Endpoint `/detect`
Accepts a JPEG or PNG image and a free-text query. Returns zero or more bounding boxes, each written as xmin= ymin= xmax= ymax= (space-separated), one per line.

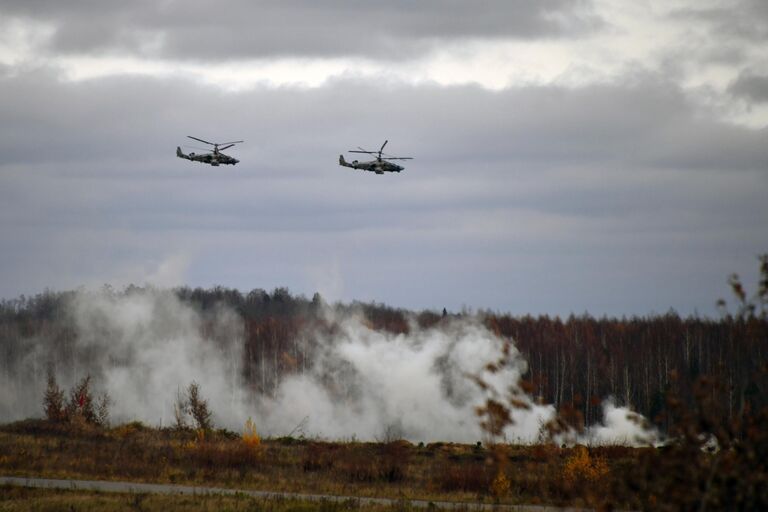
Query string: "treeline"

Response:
xmin=485 ymin=312 xmax=766 ymax=428
xmin=1 ymin=284 xmax=766 ymax=431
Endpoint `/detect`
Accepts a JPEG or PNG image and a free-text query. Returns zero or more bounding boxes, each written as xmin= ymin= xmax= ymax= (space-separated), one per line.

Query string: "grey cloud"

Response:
xmin=729 ymin=71 xmax=768 ymax=104
xmin=2 ymin=0 xmax=601 ymax=60
xmin=1 ymin=70 xmax=766 ymax=173
xmin=672 ymin=0 xmax=768 ymax=43
xmin=0 ymin=69 xmax=766 ymax=316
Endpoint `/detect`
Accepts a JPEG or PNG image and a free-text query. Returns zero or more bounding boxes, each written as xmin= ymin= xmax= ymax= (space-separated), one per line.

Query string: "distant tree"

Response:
xmin=94 ymin=393 xmax=111 ymax=427
xmin=67 ymin=375 xmax=96 ymax=423
xmin=173 ymin=386 xmax=189 ymax=430
xmin=187 ymin=381 xmax=213 ymax=432
xmin=717 ymin=253 xmax=768 ymax=319
xmin=64 ymin=375 xmax=111 ymax=427
xmin=43 ymin=366 xmax=66 ymax=422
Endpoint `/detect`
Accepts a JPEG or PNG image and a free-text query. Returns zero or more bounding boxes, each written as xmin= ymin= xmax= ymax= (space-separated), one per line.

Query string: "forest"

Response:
xmin=1 ymin=269 xmax=765 ymax=435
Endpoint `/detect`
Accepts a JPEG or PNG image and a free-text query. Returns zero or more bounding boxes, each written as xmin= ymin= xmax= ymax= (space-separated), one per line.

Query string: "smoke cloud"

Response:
xmin=256 ymin=314 xmax=555 ymax=442
xmin=0 ymin=288 xmax=657 ymax=444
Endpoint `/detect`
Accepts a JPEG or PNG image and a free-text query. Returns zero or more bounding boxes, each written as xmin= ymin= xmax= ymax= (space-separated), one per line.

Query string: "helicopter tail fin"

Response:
xmin=176 ymin=147 xmax=184 ymax=158
xmin=339 ymin=154 xmax=349 ymax=167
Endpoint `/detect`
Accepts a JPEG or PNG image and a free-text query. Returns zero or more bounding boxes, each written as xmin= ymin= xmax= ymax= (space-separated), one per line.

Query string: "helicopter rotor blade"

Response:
xmin=380 ymin=140 xmax=388 ymax=153
xmin=349 ymin=150 xmax=376 ymax=154
xmin=218 ymin=144 xmax=235 ymax=151
xmin=383 ymin=157 xmax=413 ymax=160
xmin=218 ymin=140 xmax=244 ymax=146
xmin=187 ymin=136 xmax=214 ymax=146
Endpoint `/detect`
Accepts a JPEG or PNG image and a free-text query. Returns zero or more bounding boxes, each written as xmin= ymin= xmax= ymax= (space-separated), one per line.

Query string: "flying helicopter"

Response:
xmin=176 ymin=136 xmax=243 ymax=166
xmin=339 ymin=140 xmax=412 ymax=174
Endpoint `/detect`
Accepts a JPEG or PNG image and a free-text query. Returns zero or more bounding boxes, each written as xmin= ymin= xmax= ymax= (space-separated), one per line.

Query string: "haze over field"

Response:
xmin=0 ymin=0 xmax=766 ymax=317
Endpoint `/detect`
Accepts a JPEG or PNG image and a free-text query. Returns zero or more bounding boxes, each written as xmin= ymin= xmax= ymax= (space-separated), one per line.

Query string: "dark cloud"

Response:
xmin=729 ymin=71 xmax=768 ymax=104
xmin=2 ymin=0 xmax=601 ymax=60
xmin=672 ymin=0 xmax=768 ymax=43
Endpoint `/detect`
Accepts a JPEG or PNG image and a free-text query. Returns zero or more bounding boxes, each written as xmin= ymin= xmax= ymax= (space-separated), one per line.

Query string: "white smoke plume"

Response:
xmin=256 ymin=314 xmax=555 ymax=442
xmin=0 ymin=287 xmax=658 ymax=445
xmin=583 ymin=399 xmax=661 ymax=446
xmin=66 ymin=288 xmax=246 ymax=428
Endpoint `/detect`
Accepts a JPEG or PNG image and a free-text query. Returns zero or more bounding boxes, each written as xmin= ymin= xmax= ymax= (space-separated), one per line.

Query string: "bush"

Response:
xmin=187 ymin=382 xmax=213 ymax=432
xmin=43 ymin=371 xmax=110 ymax=428
xmin=43 ymin=368 xmax=65 ymax=422
xmin=561 ymin=445 xmax=609 ymax=489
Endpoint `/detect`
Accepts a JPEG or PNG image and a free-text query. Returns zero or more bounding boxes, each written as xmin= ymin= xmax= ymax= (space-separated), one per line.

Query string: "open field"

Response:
xmin=0 ymin=420 xmax=644 ymax=510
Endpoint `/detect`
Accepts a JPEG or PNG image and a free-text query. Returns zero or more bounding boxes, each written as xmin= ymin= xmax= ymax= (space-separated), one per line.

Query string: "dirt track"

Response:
xmin=0 ymin=475 xmax=589 ymax=511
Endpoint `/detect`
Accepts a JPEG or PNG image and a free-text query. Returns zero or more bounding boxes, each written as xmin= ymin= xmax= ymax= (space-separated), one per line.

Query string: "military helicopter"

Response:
xmin=339 ymin=140 xmax=413 ymax=174
xmin=176 ymin=136 xmax=243 ymax=166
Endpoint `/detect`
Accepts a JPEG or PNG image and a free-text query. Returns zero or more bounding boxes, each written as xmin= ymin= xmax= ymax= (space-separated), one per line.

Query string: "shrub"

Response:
xmin=43 ymin=368 xmax=66 ymax=422
xmin=561 ymin=445 xmax=609 ymax=489
xmin=43 ymin=372 xmax=111 ymax=428
xmin=242 ymin=417 xmax=261 ymax=451
xmin=95 ymin=393 xmax=111 ymax=427
xmin=187 ymin=382 xmax=213 ymax=432
xmin=67 ymin=375 xmax=96 ymax=423
xmin=490 ymin=470 xmax=511 ymax=499
xmin=173 ymin=387 xmax=188 ymax=430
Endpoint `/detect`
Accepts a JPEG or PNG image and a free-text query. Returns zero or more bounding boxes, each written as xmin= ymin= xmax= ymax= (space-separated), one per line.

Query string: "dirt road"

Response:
xmin=0 ymin=475 xmax=587 ymax=511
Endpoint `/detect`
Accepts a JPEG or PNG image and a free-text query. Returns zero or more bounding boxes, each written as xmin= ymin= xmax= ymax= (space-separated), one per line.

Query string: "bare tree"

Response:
xmin=173 ymin=386 xmax=189 ymax=429
xmin=94 ymin=393 xmax=111 ymax=427
xmin=43 ymin=366 xmax=65 ymax=422
xmin=187 ymin=381 xmax=213 ymax=432
xmin=67 ymin=375 xmax=96 ymax=423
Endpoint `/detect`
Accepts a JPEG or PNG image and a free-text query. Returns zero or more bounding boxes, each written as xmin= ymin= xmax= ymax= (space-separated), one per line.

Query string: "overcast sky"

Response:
xmin=1 ymin=0 xmax=766 ymax=317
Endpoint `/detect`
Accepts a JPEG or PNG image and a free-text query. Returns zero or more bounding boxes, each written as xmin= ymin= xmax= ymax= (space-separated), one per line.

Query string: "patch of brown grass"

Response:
xmin=0 ymin=420 xmax=653 ymax=507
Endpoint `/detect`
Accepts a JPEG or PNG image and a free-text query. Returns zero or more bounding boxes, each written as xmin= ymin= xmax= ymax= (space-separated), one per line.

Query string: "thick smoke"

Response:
xmin=0 ymin=288 xmax=657 ymax=444
xmin=582 ymin=399 xmax=660 ymax=446
xmin=67 ymin=288 xmax=246 ymax=427
xmin=0 ymin=288 xmax=247 ymax=428
xmin=256 ymin=315 xmax=555 ymax=442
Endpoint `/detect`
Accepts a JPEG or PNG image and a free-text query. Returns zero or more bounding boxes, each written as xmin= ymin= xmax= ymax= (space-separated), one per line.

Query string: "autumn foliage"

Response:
xmin=561 ymin=445 xmax=609 ymax=489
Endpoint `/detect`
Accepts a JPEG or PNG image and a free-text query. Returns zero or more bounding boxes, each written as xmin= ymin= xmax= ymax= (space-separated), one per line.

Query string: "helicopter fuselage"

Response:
xmin=177 ymin=147 xmax=239 ymax=166
xmin=338 ymin=155 xmax=403 ymax=174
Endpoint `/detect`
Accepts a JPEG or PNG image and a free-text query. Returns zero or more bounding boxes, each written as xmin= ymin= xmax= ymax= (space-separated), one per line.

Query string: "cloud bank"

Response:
xmin=1 ymin=0 xmax=600 ymax=60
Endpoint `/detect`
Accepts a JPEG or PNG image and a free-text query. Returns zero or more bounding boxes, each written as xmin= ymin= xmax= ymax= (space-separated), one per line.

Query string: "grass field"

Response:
xmin=0 ymin=486 xmax=418 ymax=512
xmin=0 ymin=419 xmax=644 ymax=510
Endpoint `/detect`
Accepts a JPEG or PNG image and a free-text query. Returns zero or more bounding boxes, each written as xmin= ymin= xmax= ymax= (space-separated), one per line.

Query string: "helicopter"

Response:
xmin=339 ymin=140 xmax=412 ymax=174
xmin=176 ymin=136 xmax=243 ymax=166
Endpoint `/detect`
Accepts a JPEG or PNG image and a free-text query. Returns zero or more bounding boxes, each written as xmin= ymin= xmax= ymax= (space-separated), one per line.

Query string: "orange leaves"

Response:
xmin=561 ymin=445 xmax=609 ymax=489
xmin=242 ymin=417 xmax=261 ymax=451
xmin=490 ymin=470 xmax=511 ymax=499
